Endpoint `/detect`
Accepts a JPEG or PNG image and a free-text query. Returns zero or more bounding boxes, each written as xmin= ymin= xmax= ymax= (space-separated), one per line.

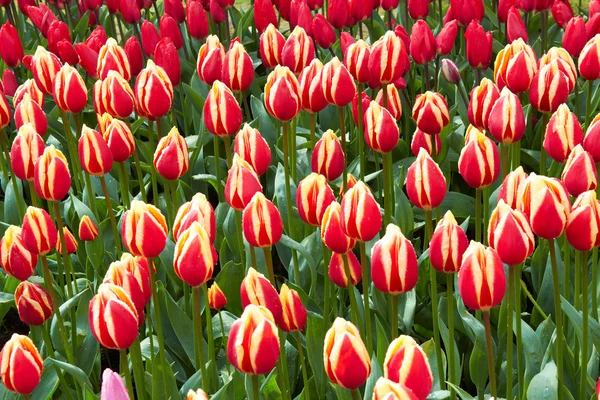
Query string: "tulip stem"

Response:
xmin=28 ymin=181 xmax=39 ymax=208
xmin=0 ymin=131 xmax=24 ymax=219
xmin=294 ymin=331 xmax=309 ymax=393
xmin=218 ymin=310 xmax=232 ymax=373
xmin=482 ymin=188 xmax=490 ymax=246
xmin=539 ymin=113 xmax=550 ymax=174
xmin=515 ymin=265 xmax=525 ymax=399
xmin=338 ymin=107 xmax=348 ymax=194
xmin=592 ymin=247 xmax=598 ymax=320
xmin=58 ymin=109 xmax=83 ymax=194
xmin=501 ymin=144 xmax=510 ymax=179
xmin=118 ymin=162 xmax=131 ymax=209
xmin=249 ymin=245 xmax=257 ymax=273
xmin=0 ymin=128 xmax=10 ymax=195
xmin=351 ymin=389 xmax=362 ymax=400
xmin=357 ymin=84 xmax=366 ymax=181
xmin=147 ymin=121 xmax=159 ymax=203
xmin=129 ymin=338 xmax=146 ymax=400
xmin=482 ymin=311 xmax=498 ymax=400
xmin=203 ymin=283 xmax=217 ymax=393
xmin=282 ymin=121 xmax=301 ymax=284
xmin=580 ymin=250 xmax=589 ymax=399
xmin=309 ymin=113 xmax=317 ymax=151
xmin=343 ymin=253 xmax=359 ymax=327
xmin=236 ymin=210 xmax=247 ymax=268
xmin=475 ymin=189 xmax=481 ymax=243
xmin=278 ymin=331 xmax=291 ymax=400
xmin=82 ymin=172 xmax=98 ymax=216
xmin=132 ymin=141 xmax=147 ymax=202
xmin=359 ymin=241 xmax=373 ymax=356
xmin=148 ymin=259 xmax=170 ymax=395
xmin=322 ymin=238 xmax=331 ymax=323
xmin=548 ymin=238 xmax=564 ymax=400
xmin=586 ymin=79 xmax=594 ymax=129
xmin=41 ymin=324 xmax=74 ymax=400
xmin=213 ymin=136 xmax=223 ymax=202
xmin=426 ymin=210 xmax=445 ymax=389
xmin=223 ymin=136 xmax=233 ymax=168
xmin=99 ymin=175 xmax=123 ymax=257
xmin=263 ymin=247 xmax=276 ymax=287
xmin=192 ymin=286 xmax=208 ymax=390
xmin=251 ymin=374 xmax=260 ymax=400
xmin=391 ymin=294 xmax=398 ymax=340
xmin=119 ymin=349 xmax=134 ymax=400
xmin=446 ymin=273 xmax=456 ymax=400
xmin=52 ymin=201 xmax=77 ymax=297
xmin=507 ymin=264 xmax=515 ymax=400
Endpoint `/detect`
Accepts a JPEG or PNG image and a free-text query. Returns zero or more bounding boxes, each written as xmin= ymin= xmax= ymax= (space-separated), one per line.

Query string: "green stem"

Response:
xmin=507 ymin=264 xmax=514 ymax=400
xmin=343 ymin=253 xmax=359 ymax=326
xmin=42 ymin=324 xmax=73 ymax=400
xmin=0 ymin=129 xmax=11 ymax=193
xmin=575 ymin=251 xmax=581 ymax=312
xmin=540 ymin=113 xmax=550 ymax=174
xmin=278 ymin=331 xmax=290 ymax=400
xmin=83 ymin=172 xmax=98 ymax=216
xmin=129 ymin=338 xmax=146 ymax=400
xmin=59 ymin=109 xmax=83 ymax=193
xmin=148 ymin=121 xmax=159 ymax=203
xmin=223 ymin=136 xmax=233 ymax=168
xmin=282 ymin=121 xmax=300 ymax=283
xmin=218 ymin=311 xmax=231 ymax=373
xmin=163 ymin=178 xmax=173 ymax=230
xmin=192 ymin=286 xmax=208 ymax=388
xmin=28 ymin=181 xmax=39 ymax=208
xmin=252 ymin=374 xmax=260 ymax=400
xmin=52 ymin=201 xmax=76 ymax=297
xmin=383 ymin=151 xmax=393 ymax=229
xmin=236 ymin=210 xmax=247 ymax=268
xmin=0 ymin=131 xmax=25 ymax=219
xmin=120 ymin=349 xmax=134 ymax=400
xmin=351 ymin=389 xmax=362 ymax=400
xmin=118 ymin=162 xmax=131 ymax=209
xmin=475 ymin=189 xmax=481 ymax=243
xmin=580 ymin=250 xmax=589 ymax=399
xmin=310 ymin=113 xmax=317 ymax=151
xmin=541 ymin=11 xmax=548 ymax=54
xmin=515 ymin=265 xmax=525 ymax=399
xmin=483 ymin=187 xmax=489 ymax=246
xmin=133 ymin=142 xmax=147 ymax=202
xmin=263 ymin=246 xmax=276 ymax=287
xmin=290 ymin=117 xmax=297 ymax=182
xmin=391 ymin=293 xmax=398 ymax=340
xmin=359 ymin=242 xmax=373 ymax=356
xmin=213 ymin=136 xmax=223 ymax=202
xmin=99 ymin=175 xmax=123 ymax=257
xmin=483 ymin=311 xmax=498 ymax=400
xmin=501 ymin=143 xmax=510 ymax=179
xmin=322 ymin=237 xmax=331 ymax=324
xmin=586 ymin=79 xmax=594 ymax=129
xmin=548 ymin=238 xmax=564 ymax=400
xmin=203 ymin=283 xmax=216 ymax=392
xmin=148 ymin=259 xmax=169 ymax=394
xmin=295 ymin=331 xmax=309 ymax=396
xmin=357 ymin=84 xmax=365 ymax=181
xmin=592 ymin=247 xmax=598 ymax=320
xmin=338 ymin=107 xmax=348 ymax=193
xmin=249 ymin=245 xmax=257 ymax=273
xmin=446 ymin=273 xmax=456 ymax=400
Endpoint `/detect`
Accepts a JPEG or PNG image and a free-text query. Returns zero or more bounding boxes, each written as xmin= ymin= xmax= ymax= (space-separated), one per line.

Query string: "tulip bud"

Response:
xmin=487 ymin=87 xmax=526 ymax=144
xmin=375 ymin=84 xmax=403 ymax=121
xmin=31 ymin=46 xmax=62 ymax=95
xmin=56 ymin=40 xmax=79 ymax=66
xmin=79 ymin=215 xmax=99 ymax=241
xmin=408 ymin=0 xmax=429 ymax=19
xmin=458 ymin=126 xmax=501 ymax=189
xmin=0 ymin=226 xmax=38 ymax=280
xmin=233 ymin=124 xmax=271 ymax=176
xmin=134 ymin=60 xmax=174 ymax=120
xmin=13 ymin=80 xmax=44 ymax=109
xmin=10 ymin=124 xmax=45 ymax=182
xmin=34 ymin=145 xmax=71 ymax=201
xmin=327 ymin=0 xmax=350 ymax=29
xmin=566 ymin=190 xmax=600 ymax=251
xmin=328 ymin=251 xmax=362 ymax=287
xmin=221 ymin=40 xmax=254 ymax=93
xmin=0 ymin=334 xmax=43 ymax=395
xmin=345 ymin=40 xmax=371 ymax=83
xmin=159 ymin=14 xmax=183 ymax=50
xmin=56 ymin=226 xmax=78 ymax=255
xmin=410 ymin=20 xmax=436 ymax=65
xmin=543 ymin=103 xmax=583 ymax=162
xmin=153 ymin=126 xmax=189 ymax=180
xmin=197 ymin=35 xmax=225 ymax=86
xmin=437 ymin=20 xmax=458 ymax=55
xmin=321 ymin=201 xmax=356 ymax=254
xmin=121 ymin=200 xmax=168 ymax=258
xmin=101 ymin=116 xmax=136 ymax=163
xmin=118 ymin=253 xmax=151 ymax=306
xmin=27 ymin=4 xmax=57 ymax=36
xmin=103 ymin=260 xmax=146 ymax=319
xmin=100 ymin=368 xmax=130 ymax=399
xmin=297 ymin=60 xmax=327 ymax=115
xmin=538 ymin=47 xmax=578 ymax=92
xmin=384 ymin=335 xmax=433 ymax=399
xmin=517 ymin=173 xmax=570 ymax=239
xmin=364 ymin=101 xmax=399 ymax=153
xmin=312 ymin=14 xmax=336 ymax=49
xmin=141 ymin=20 xmax=160 ymax=57
xmin=14 ymin=281 xmax=53 ymax=326
xmin=187 ymin=0 xmax=209 ymax=40
xmin=563 ymin=16 xmax=587 ymax=58
xmin=352 ymin=91 xmax=371 ymax=126
xmin=89 ymin=283 xmax=139 ymax=349
xmin=265 ymin=66 xmax=302 ymax=121
xmin=296 ymin=173 xmax=335 ymax=226
xmin=85 ymin=26 xmax=108 ymax=53
xmin=46 ymin=22 xmax=70 ymax=55
xmin=324 ymin=318 xmax=371 ymax=390
xmin=208 ymin=282 xmax=227 ymax=309
xmin=529 ymin=63 xmax=570 ymax=113
xmin=340 ymin=181 xmax=382 ymax=242
xmin=441 ymin=59 xmax=461 ymax=85
xmin=411 ymin=129 xmax=441 ymax=157
xmin=227 ymin=304 xmax=280 ymax=374
xmin=0 ymin=23 xmax=23 ymax=68
xmin=488 ymin=200 xmax=535 ymax=265
xmin=562 ymin=145 xmax=598 ymax=196
xmin=406 ymin=149 xmax=447 ymax=210
xmin=579 ymin=35 xmax=600 ymax=81
xmin=279 ymin=284 xmax=307 ymax=332
xmin=584 ymin=114 xmax=600 ymax=162
xmin=340 ymin=32 xmax=356 ymax=58
xmin=78 ymin=125 xmax=113 ymax=176
xmin=120 ymin=0 xmax=141 ymax=23
xmin=281 ymin=26 xmax=314 ymax=74
xmin=507 ymin=6 xmax=528 ymax=43
xmin=74 ymin=43 xmax=100 ymax=79
xmin=210 ymin=0 xmax=226 ymax=23
xmin=467 ymin=78 xmax=500 ymax=131
xmin=369 ymin=31 xmax=407 ymax=85
xmin=52 ymin=64 xmax=87 ymax=114
xmin=173 ymin=222 xmax=214 ymax=287
xmin=429 ymin=211 xmax=469 ymax=273
xmin=225 ymin=155 xmax=262 ymax=210
xmin=14 ymin=93 xmax=47 ymax=136
xmin=203 ymin=80 xmax=243 ymax=136
xmin=412 ymin=91 xmax=450 ymax=135
xmin=154 ymin=38 xmax=181 ymax=87
xmin=296 ymin=3 xmax=313 ymax=36
xmin=124 ymin=37 xmax=143 ymax=77
xmin=371 ymin=224 xmax=418 ymax=294
xmin=494 ymin=38 xmax=538 ymax=93
xmin=373 ymin=378 xmax=419 ymax=400
xmin=97 ymin=38 xmax=131 ymax=81
xmin=173 ymin=193 xmax=216 ymax=243
xmin=498 ymin=166 xmax=528 ymax=209
xmin=242 ymin=192 xmax=284 ymax=248
xmin=187 ymin=388 xmax=209 ymax=400
xmin=255 ymin=0 xmax=278 ymax=33
xmin=465 ymin=21 xmax=493 ymax=70
xmin=259 ymin=24 xmax=285 ymax=69
xmin=241 ymin=267 xmax=283 ymax=322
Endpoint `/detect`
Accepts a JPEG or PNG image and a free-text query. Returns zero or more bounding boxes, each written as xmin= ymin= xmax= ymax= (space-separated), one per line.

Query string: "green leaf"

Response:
xmin=306 ymin=315 xmax=327 ymax=394
xmin=47 ymin=357 xmax=93 ymax=390
xmin=165 ymin=288 xmax=195 ymax=367
xmin=363 ymin=354 xmax=382 ymax=400
xmin=446 ymin=383 xmax=475 ymax=400
xmin=278 ymin=234 xmax=317 ymax=289
xmin=422 ymin=339 xmax=446 ymax=392
xmin=526 ymin=361 xmax=558 ymax=399
xmin=0 ymin=292 xmax=14 ymax=305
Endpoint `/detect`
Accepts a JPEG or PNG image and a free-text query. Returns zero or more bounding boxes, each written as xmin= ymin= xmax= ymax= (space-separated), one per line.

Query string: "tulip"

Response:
xmin=296 ymin=2 xmax=313 ymax=36
xmin=436 ymin=20 xmax=459 ymax=55
xmin=352 ymin=91 xmax=371 ymax=125
xmin=592 ymin=0 xmax=600 ymax=16
xmin=255 ymin=0 xmax=278 ymax=33
xmin=242 ymin=192 xmax=284 ymax=248
xmin=85 ymin=26 xmax=108 ymax=53
xmin=208 ymin=282 xmax=227 ymax=309
xmin=120 ymin=0 xmax=141 ymax=23
xmin=159 ymin=14 xmax=183 ymax=50
xmin=327 ymin=0 xmax=350 ymax=29
xmin=410 ymin=20 xmax=436 ymax=65
xmin=186 ymin=388 xmax=209 ymax=400
xmin=47 ymin=21 xmax=71 ymax=57
xmin=173 ymin=193 xmax=216 ymax=243
xmin=187 ymin=0 xmax=209 ymax=40
xmin=371 ymin=224 xmax=418 ymax=294
xmin=0 ymin=23 xmax=23 ymax=68
xmin=52 ymin=64 xmax=87 ymax=114
xmin=345 ymin=40 xmax=371 ymax=83
xmin=56 ymin=40 xmax=79 ymax=66
xmin=101 ymin=116 xmax=136 ymax=163
xmin=562 ymin=145 xmax=598 ymax=196
xmin=27 ymin=4 xmax=57 ymax=36
xmin=296 ymin=173 xmax=335 ymax=226
xmin=75 ymin=43 xmax=100 ymax=79
xmin=529 ymin=63 xmax=570 ymax=113
xmin=222 ymin=41 xmax=254 ymax=92
xmin=259 ymin=24 xmax=285 ymax=69
xmin=585 ymin=114 xmax=600 ymax=162
xmin=141 ymin=21 xmax=161 ymax=58
xmin=373 ymin=378 xmax=419 ymax=400
xmin=152 ymin=126 xmax=189 ymax=180
xmin=328 ymin=251 xmax=362 ymax=287
xmin=429 ymin=211 xmax=469 ymax=273
xmin=124 ymin=37 xmax=143 ymax=77
xmin=579 ymin=35 xmax=600 ymax=81
xmin=467 ymin=78 xmax=500 ymax=131
xmin=369 ymin=31 xmax=407 ymax=84
xmin=538 ymin=47 xmax=578 ymax=92
xmin=0 ymin=226 xmax=38 ymax=280
xmin=2 ymin=69 xmax=17 ymax=96
xmin=225 ymin=155 xmax=262 ymax=210
xmin=97 ymin=38 xmax=131 ymax=81
xmin=20 ymin=207 xmax=57 ymax=257
xmin=494 ymin=38 xmax=538 ymax=93
xmin=299 ymin=59 xmax=328 ymax=114
xmin=543 ymin=103 xmax=583 ymax=162
xmin=465 ymin=21 xmax=493 ymax=70
xmin=406 ymin=149 xmax=447 ymax=210
xmin=324 ymin=318 xmax=371 ymax=390
xmin=79 ymin=215 xmax=99 ymax=241
xmin=281 ymin=26 xmax=314 ymax=74
xmin=121 ymin=200 xmax=168 ymax=258
xmin=566 ymin=190 xmax=600 ymax=251
xmin=384 ymin=335 xmax=433 ymax=400
xmin=233 ymin=124 xmax=271 ymax=176
xmin=411 ymin=129 xmax=441 ymax=156
xmin=340 ymin=32 xmax=356 ymax=58
xmin=458 ymin=126 xmax=501 ymax=189
xmin=412 ymin=91 xmax=450 ymax=135
xmin=134 ymin=60 xmax=174 ymax=120
xmin=408 ymin=0 xmax=429 ymax=18
xmin=498 ymin=166 xmax=528 ymax=209
xmin=78 ymin=125 xmax=113 ymax=176
xmin=56 ymin=226 xmax=78 ymax=255
xmin=488 ymin=200 xmax=535 ymax=265
xmin=0 ymin=93 xmax=8 ymax=132
xmin=89 ymin=283 xmax=139 ymax=349
xmin=350 ymin=0 xmax=373 ymax=21
xmin=14 ymin=281 xmax=53 ymax=326
xmin=321 ymin=201 xmax=356 ymax=254
xmin=14 ymin=93 xmax=47 ymax=136
xmin=563 ymin=17 xmax=587 ymax=58
xmin=279 ymin=284 xmax=307 ymax=332
xmin=264 ymin=66 xmax=301 ymax=121
xmin=517 ymin=173 xmax=570 ymax=239
xmin=241 ymin=266 xmax=283 ymax=321
xmin=210 ymin=0 xmax=227 ymax=23
xmin=31 ymin=46 xmax=62 ymax=95
xmin=552 ymin=0 xmax=573 ymax=28
xmin=10 ymin=124 xmax=45 ymax=182
xmin=375 ymin=85 xmax=402 ymax=121
xmin=313 ymin=14 xmax=336 ymax=49
xmin=450 ymin=0 xmax=485 ymax=25
xmin=103 ymin=260 xmax=146 ymax=318
xmin=100 ymin=369 xmax=130 ymax=400
xmin=119 ymin=253 xmax=151 ymax=305
xmin=487 ymin=87 xmax=526 ymax=144
xmin=13 ymin=80 xmax=44 ymax=109
xmin=154 ymin=38 xmax=181 ymax=87
xmin=164 ymin=0 xmax=185 ymax=22
xmin=363 ymin=101 xmax=399 ymax=153
xmin=227 ymin=304 xmax=280 ymax=374
xmin=203 ymin=80 xmax=243 ymax=136
xmin=0 ymin=334 xmax=43 ymax=395
xmin=173 ymin=222 xmax=214 ymax=287
xmin=506 ymin=7 xmax=528 ymax=43
xmin=338 ymin=182 xmax=381 ymax=242
xmin=33 ymin=145 xmax=71 ymax=202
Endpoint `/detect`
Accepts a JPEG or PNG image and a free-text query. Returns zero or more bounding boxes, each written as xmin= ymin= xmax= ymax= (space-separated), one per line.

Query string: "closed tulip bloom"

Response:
xmin=241 ymin=267 xmax=283 ymax=325
xmin=352 ymin=91 xmax=371 ymax=125
xmin=120 ymin=0 xmax=141 ymax=23
xmin=429 ymin=211 xmax=469 ymax=273
xmin=328 ymin=251 xmax=362 ymax=287
xmin=340 ymin=181 xmax=382 ymax=242
xmin=579 ymin=35 xmax=600 ymax=80
xmin=498 ymin=167 xmax=528 ymax=210
xmin=296 ymin=2 xmax=313 ymax=36
xmin=0 ymin=23 xmax=23 ymax=68
xmin=412 ymin=91 xmax=450 ymax=135
xmin=121 ymin=200 xmax=168 ymax=258
xmin=21 ymin=207 xmax=58 ymax=256
xmin=75 ymin=43 xmax=100 ymax=79
xmin=31 ymin=46 xmax=62 ymax=96
xmin=299 ymin=59 xmax=328 ymax=114
xmin=371 ymin=224 xmax=418 ymax=294
xmin=259 ymin=24 xmax=285 ymax=69
xmin=101 ymin=116 xmax=135 ymax=163
xmin=210 ymin=0 xmax=227 ymax=23
xmin=208 ymin=282 xmax=227 ymax=309
xmin=488 ymin=200 xmax=535 ymax=265
xmin=312 ymin=14 xmax=336 ymax=49
xmin=321 ymin=201 xmax=356 ymax=254
xmin=441 ymin=59 xmax=462 ymax=85
xmin=255 ymin=0 xmax=278 ymax=33
xmin=450 ymin=0 xmax=485 ymax=25
xmin=242 ymin=192 xmax=284 ymax=247
xmin=159 ymin=14 xmax=183 ymax=50
xmin=411 ymin=129 xmax=441 ymax=156
xmin=563 ymin=17 xmax=587 ymax=58
xmin=327 ymin=0 xmax=350 ymax=29
xmin=543 ymin=103 xmax=583 ymax=162
xmin=2 ymin=70 xmax=17 ymax=97
xmin=134 ymin=60 xmax=174 ymax=120
xmin=458 ymin=126 xmax=500 ymax=189
xmin=458 ymin=242 xmax=506 ymax=311
xmin=494 ymin=38 xmax=538 ymax=93
xmin=364 ymin=101 xmax=399 ymax=153
xmin=506 ymin=7 xmax=528 ymax=43
xmin=13 ymin=80 xmax=44 ymax=109
xmin=85 ymin=26 xmax=108 ymax=53
xmin=0 ymin=93 xmax=8 ymax=130
xmin=10 ymin=124 xmax=45 ymax=182
xmin=0 ymin=334 xmax=43 ymax=395
xmin=141 ymin=21 xmax=160 ymax=57
xmin=103 ymin=260 xmax=146 ymax=318
xmin=53 ymin=64 xmax=88 ymax=114
xmin=187 ymin=0 xmax=209 ymax=40
xmin=375 ymin=85 xmax=402 ymax=120
xmin=324 ymin=318 xmax=371 ymax=389
xmin=234 ymin=124 xmax=271 ymax=176
xmin=410 ymin=20 xmax=436 ymax=65
xmin=89 ymin=283 xmax=139 ymax=349
xmin=345 ymin=40 xmax=371 ymax=83
xmin=529 ymin=63 xmax=570 ymax=113
xmin=34 ymin=145 xmax=71 ymax=201
xmin=79 ymin=215 xmax=99 ymax=241
xmin=281 ymin=26 xmax=315 ymax=74
xmin=517 ymin=173 xmax=570 ymax=239
xmin=56 ymin=226 xmax=78 ymax=255
xmin=118 ymin=253 xmax=151 ymax=306
xmin=154 ymin=38 xmax=181 ymax=87
xmin=584 ymin=114 xmax=600 ymax=162
xmin=14 ymin=281 xmax=53 ymax=326
xmin=45 ymin=21 xmax=70 ymax=54
xmin=538 ymin=48 xmax=578 ymax=94
xmin=264 ymin=66 xmax=301 ymax=121
xmin=27 ymin=4 xmax=57 ymax=36
xmin=465 ymin=21 xmax=493 ymax=70
xmin=296 ymin=173 xmax=335 ymax=226
xmin=408 ymin=0 xmax=429 ymax=18
xmin=97 ymin=38 xmax=131 ymax=81
xmin=187 ymin=389 xmax=209 ymax=400
xmin=562 ymin=145 xmax=598 ymax=196
xmin=173 ymin=222 xmax=214 ymax=287
xmin=227 ymin=304 xmax=280 ymax=374
xmin=78 ymin=125 xmax=113 ymax=176
xmin=340 ymin=32 xmax=357 ymax=58
xmin=384 ymin=335 xmax=433 ymax=400
xmin=56 ymin=40 xmax=78 ymax=66
xmin=14 ymin=94 xmax=47 ymax=135
xmin=566 ymin=191 xmax=600 ymax=251
xmin=225 ymin=155 xmax=262 ymax=210
xmin=406 ymin=149 xmax=447 ymax=210
xmin=279 ymin=284 xmax=307 ymax=332
xmin=153 ymin=126 xmax=189 ymax=180
xmin=467 ymin=78 xmax=500 ymax=131
xmin=173 ymin=193 xmax=216 ymax=243
xmin=551 ymin=0 xmax=572 ymax=24
xmin=222 ymin=41 xmax=254 ymax=92
xmin=101 ymin=369 xmax=130 ymax=400
xmin=436 ymin=20 xmax=458 ymax=55
xmin=373 ymin=378 xmax=418 ymax=400
xmin=204 ymin=80 xmax=243 ymax=136
xmin=0 ymin=226 xmax=38 ymax=280
xmin=487 ymin=87 xmax=526 ymax=144
xmin=124 ymin=37 xmax=143 ymax=77
xmin=369 ymin=32 xmax=407 ymax=85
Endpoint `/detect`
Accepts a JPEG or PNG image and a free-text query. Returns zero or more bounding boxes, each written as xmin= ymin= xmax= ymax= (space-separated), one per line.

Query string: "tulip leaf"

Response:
xmin=422 ymin=338 xmax=447 ymax=392
xmin=446 ymin=383 xmax=475 ymax=400
xmin=47 ymin=357 xmax=93 ymax=391
xmin=526 ymin=361 xmax=558 ymax=400
xmin=413 ymin=192 xmax=476 ymax=221
xmin=0 ymin=292 xmax=14 ymax=305
xmin=250 ymin=95 xmax=277 ymax=147
xmin=427 ymin=390 xmax=451 ymax=399
xmin=72 ymin=12 xmax=91 ymax=41
xmin=363 ymin=354 xmax=382 ymax=400
xmin=74 ymin=289 xmax=98 ymax=375
xmin=150 ymin=353 xmax=181 ymax=400
xmin=3 ymin=178 xmax=23 ymax=226
xmin=278 ymin=234 xmax=317 ymax=289
xmin=260 ymin=369 xmax=283 ymax=400
xmin=182 ymin=83 xmax=206 ymax=114
xmin=215 ymin=261 xmax=245 ymax=316
xmin=165 ymin=288 xmax=196 ymax=367
xmin=306 ymin=315 xmax=327 ymax=394
xmin=562 ymin=297 xmax=600 ymax=355
xmin=30 ymin=359 xmax=60 ymax=400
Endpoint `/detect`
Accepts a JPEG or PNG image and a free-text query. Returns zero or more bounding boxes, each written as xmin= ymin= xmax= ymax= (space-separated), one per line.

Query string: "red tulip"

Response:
xmin=579 ymin=35 xmax=600 ymax=81
xmin=255 ymin=0 xmax=278 ymax=33
xmin=406 ymin=149 xmax=446 ymax=210
xmin=340 ymin=181 xmax=382 ymax=242
xmin=154 ymin=37 xmax=181 ymax=86
xmin=120 ymin=0 xmax=141 ymax=23
xmin=458 ymin=126 xmax=500 ymax=189
xmin=279 ymin=284 xmax=308 ymax=332
xmin=187 ymin=0 xmax=209 ymax=40
xmin=321 ymin=201 xmax=356 ymax=254
xmin=240 ymin=267 xmax=283 ymax=325
xmin=467 ymin=78 xmax=500 ymax=131
xmin=15 ymin=281 xmax=53 ymax=326
xmin=154 ymin=127 xmax=189 ymax=180
xmin=173 ymin=193 xmax=216 ymax=243
xmin=563 ymin=17 xmax=587 ymax=57
xmin=369 ymin=31 xmax=408 ymax=84
xmin=488 ymin=200 xmax=535 ymax=265
xmin=34 ymin=146 xmax=71 ymax=201
xmin=134 ymin=60 xmax=174 ymax=120
xmin=0 ymin=334 xmax=43 ymax=395
xmin=529 ymin=63 xmax=570 ymax=113
xmin=208 ymin=282 xmax=227 ymax=309
xmin=507 ymin=7 xmax=528 ymax=43
xmin=371 ymin=224 xmax=418 ymax=294
xmin=31 ymin=47 xmax=62 ymax=96
xmin=384 ymin=335 xmax=433 ymax=400
xmin=552 ymin=0 xmax=573 ymax=28
xmin=412 ymin=91 xmax=450 ymax=135
xmin=299 ymin=59 xmax=328 ymax=114
xmin=89 ymin=283 xmax=139 ymax=349
xmin=203 ymin=80 xmax=243 ymax=136
xmin=281 ymin=26 xmax=314 ymax=74
xmin=430 ymin=211 xmax=469 ymax=273
xmin=296 ymin=173 xmax=335 ymax=226
xmin=222 ymin=40 xmax=254 ymax=92
xmin=234 ymin=124 xmax=272 ymax=176
xmin=562 ymin=145 xmax=598 ymax=196
xmin=327 ymin=0 xmax=350 ymax=29
xmin=488 ymin=87 xmax=526 ymax=144
xmin=10 ymin=124 xmax=45 ymax=182
xmin=436 ymin=20 xmax=458 ymax=55
xmin=313 ymin=14 xmax=336 ymax=49
xmin=79 ymin=215 xmax=99 ymax=241
xmin=566 ymin=190 xmax=600 ymax=251
xmin=242 ymin=192 xmax=284 ymax=248
xmin=543 ymin=103 xmax=583 ymax=162
xmin=450 ymin=0 xmax=484 ymax=25
xmin=124 ymin=37 xmax=143 ymax=77
xmin=21 ymin=207 xmax=57 ymax=256
xmin=363 ymin=101 xmax=399 ymax=153
xmin=264 ymin=66 xmax=301 ymax=121
xmin=173 ymin=222 xmax=214 ymax=287
xmin=0 ymin=23 xmax=23 ymax=68
xmin=498 ymin=166 xmax=528 ymax=209
xmin=328 ymin=251 xmax=362 ymax=287
xmin=494 ymin=38 xmax=538 ymax=93
xmin=121 ymin=200 xmax=168 ymax=258
xmin=141 ymin=20 xmax=161 ymax=57
xmin=465 ymin=21 xmax=493 ymax=70
xmin=411 ymin=129 xmax=441 ymax=156
xmin=197 ymin=35 xmax=225 ymax=85
xmin=75 ymin=43 xmax=99 ymax=79
xmin=0 ymin=226 xmax=38 ymax=280
xmin=410 ymin=20 xmax=436 ymax=65
xmin=224 ymin=155 xmax=263 ymax=210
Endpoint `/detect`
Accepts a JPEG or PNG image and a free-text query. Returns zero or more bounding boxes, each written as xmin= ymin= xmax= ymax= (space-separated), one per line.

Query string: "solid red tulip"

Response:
xmin=313 ymin=14 xmax=336 ymax=49
xmin=563 ymin=17 xmax=587 ymax=58
xmin=408 ymin=0 xmax=429 ymax=19
xmin=507 ymin=7 xmax=528 ymax=43
xmin=187 ymin=0 xmax=209 ymax=40
xmin=436 ymin=20 xmax=459 ymax=55
xmin=552 ymin=0 xmax=573 ymax=28
xmin=255 ymin=0 xmax=278 ymax=33
xmin=450 ymin=0 xmax=485 ymax=25
xmin=410 ymin=20 xmax=436 ymax=65
xmin=465 ymin=21 xmax=493 ymax=70
xmin=154 ymin=37 xmax=182 ymax=86
xmin=159 ymin=14 xmax=184 ymax=50
xmin=0 ymin=23 xmax=23 ymax=68
xmin=141 ymin=20 xmax=161 ymax=57
xmin=74 ymin=43 xmax=100 ymax=79
xmin=327 ymin=0 xmax=350 ymax=29
xmin=125 ymin=36 xmax=143 ymax=77
xmin=46 ymin=20 xmax=70 ymax=57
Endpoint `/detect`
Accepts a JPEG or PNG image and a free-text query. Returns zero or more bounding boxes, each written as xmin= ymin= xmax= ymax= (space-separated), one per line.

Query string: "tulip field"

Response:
xmin=4 ymin=0 xmax=600 ymax=399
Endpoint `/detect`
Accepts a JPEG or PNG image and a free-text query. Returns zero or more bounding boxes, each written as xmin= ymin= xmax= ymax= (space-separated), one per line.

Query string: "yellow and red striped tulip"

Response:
xmin=544 ymin=103 xmax=584 ymax=162
xmin=584 ymin=114 xmax=600 ymax=162
xmin=493 ymin=38 xmax=537 ymax=93
xmin=0 ymin=91 xmax=9 ymax=129
xmin=429 ymin=211 xmax=469 ymax=273
xmin=299 ymin=59 xmax=328 ymax=114
xmin=364 ymin=100 xmax=399 ymax=153
xmin=566 ymin=190 xmax=600 ymax=251
xmin=56 ymin=226 xmax=78 ymax=255
xmin=119 ymin=253 xmax=152 ymax=306
xmin=281 ymin=26 xmax=314 ymax=74
xmin=458 ymin=125 xmax=500 ymax=189
xmin=14 ymin=281 xmax=53 ymax=326
xmin=498 ymin=166 xmax=528 ymax=209
xmin=78 ymin=125 xmax=114 ymax=176
xmin=345 ymin=40 xmax=371 ymax=83
xmin=187 ymin=389 xmax=209 ymax=400
xmin=53 ymin=64 xmax=88 ymax=113
xmin=322 ymin=57 xmax=357 ymax=107
xmin=375 ymin=84 xmax=403 ymax=121
xmin=121 ymin=200 xmax=168 ymax=258
xmin=174 ymin=221 xmax=214 ymax=287
xmin=328 ymin=251 xmax=362 ymax=288
xmin=373 ymin=377 xmax=418 ymax=400
xmin=0 ymin=226 xmax=38 ymax=280
xmin=279 ymin=283 xmax=308 ymax=332
xmin=412 ymin=91 xmax=450 ymax=135
xmin=33 ymin=145 xmax=71 ymax=201
xmin=197 ymin=35 xmax=225 ymax=85
xmin=369 ymin=31 xmax=408 ymax=85
xmin=97 ymin=38 xmax=131 ymax=81
xmin=384 ymin=335 xmax=433 ymax=400
xmin=14 ymin=93 xmax=47 ymax=136
xmin=103 ymin=259 xmax=146 ymax=319
xmin=324 ymin=318 xmax=371 ymax=390
xmin=227 ymin=304 xmax=280 ymax=375
xmin=31 ymin=46 xmax=62 ymax=95
xmin=134 ymin=60 xmax=174 ymax=120
xmin=488 ymin=200 xmax=535 ymax=265
xmin=578 ymin=34 xmax=600 ymax=81
xmin=321 ymin=201 xmax=356 ymax=254
xmin=241 ymin=267 xmax=283 ymax=326
xmin=203 ymin=80 xmax=243 ymax=136
xmin=79 ymin=215 xmax=99 ymax=241
xmin=312 ymin=130 xmax=345 ymax=181
xmin=340 ymin=181 xmax=382 ymax=242
xmin=406 ymin=149 xmax=447 ymax=210
xmin=467 ymin=78 xmax=500 ymax=131
xmin=562 ymin=144 xmax=598 ymax=196
xmin=225 ymin=155 xmax=262 ymax=211
xmin=0 ymin=334 xmax=43 ymax=395
xmin=259 ymin=24 xmax=285 ymax=69
xmin=410 ymin=129 xmax=441 ymax=157
xmin=10 ymin=124 xmax=45 ymax=182
xmin=13 ymin=79 xmax=44 ymax=108
xmin=538 ymin=47 xmax=578 ymax=92
xmin=89 ymin=283 xmax=139 ymax=349
xmin=529 ymin=62 xmax=570 ymax=113
xmin=153 ymin=126 xmax=189 ymax=180
xmin=222 ymin=40 xmax=254 ymax=92
xmin=208 ymin=282 xmax=227 ymax=309
xmin=458 ymin=241 xmax=506 ymax=311
xmin=20 ymin=207 xmax=58 ymax=256
xmin=242 ymin=192 xmax=284 ymax=248
xmin=487 ymin=87 xmax=526 ymax=144
xmin=234 ymin=124 xmax=272 ymax=176
xmin=95 ymin=71 xmax=136 ymax=119
xmin=296 ymin=173 xmax=335 ymax=226
xmin=371 ymin=224 xmax=418 ymax=294
xmin=101 ymin=115 xmax=136 ymax=163
xmin=173 ymin=193 xmax=216 ymax=243
xmin=264 ymin=66 xmax=301 ymax=121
